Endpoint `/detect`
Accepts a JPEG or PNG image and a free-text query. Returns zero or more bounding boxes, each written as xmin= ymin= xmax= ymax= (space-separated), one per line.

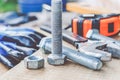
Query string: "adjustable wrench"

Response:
xmin=86 ymin=29 xmax=120 ymax=58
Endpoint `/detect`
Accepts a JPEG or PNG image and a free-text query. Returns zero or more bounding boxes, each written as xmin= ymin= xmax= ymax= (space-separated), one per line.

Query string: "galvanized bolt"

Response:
xmin=39 ymin=37 xmax=103 ymax=70
xmin=47 ymin=0 xmax=66 ymax=65
xmin=86 ymin=29 xmax=120 ymax=58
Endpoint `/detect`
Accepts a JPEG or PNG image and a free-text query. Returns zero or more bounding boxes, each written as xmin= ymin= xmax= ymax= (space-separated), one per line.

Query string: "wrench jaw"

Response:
xmin=107 ymin=43 xmax=120 ymax=59
xmin=86 ymin=29 xmax=120 ymax=59
xmin=77 ymin=42 xmax=112 ymax=62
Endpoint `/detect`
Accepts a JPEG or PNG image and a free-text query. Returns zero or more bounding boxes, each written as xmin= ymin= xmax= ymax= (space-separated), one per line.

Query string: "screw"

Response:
xmin=47 ymin=0 xmax=66 ymax=65
xmin=39 ymin=37 xmax=103 ymax=70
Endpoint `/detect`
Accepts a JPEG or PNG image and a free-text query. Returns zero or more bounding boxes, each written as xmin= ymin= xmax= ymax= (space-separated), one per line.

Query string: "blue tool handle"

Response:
xmin=0 ymin=54 xmax=14 ymax=68
xmin=2 ymin=41 xmax=36 ymax=56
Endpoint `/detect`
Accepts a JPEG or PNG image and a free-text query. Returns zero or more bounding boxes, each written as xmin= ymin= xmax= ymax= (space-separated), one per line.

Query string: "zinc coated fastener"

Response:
xmin=39 ymin=37 xmax=103 ymax=70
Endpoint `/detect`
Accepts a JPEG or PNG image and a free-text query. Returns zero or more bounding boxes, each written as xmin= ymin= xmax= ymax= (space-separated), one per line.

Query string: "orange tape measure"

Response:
xmin=72 ymin=14 xmax=120 ymax=37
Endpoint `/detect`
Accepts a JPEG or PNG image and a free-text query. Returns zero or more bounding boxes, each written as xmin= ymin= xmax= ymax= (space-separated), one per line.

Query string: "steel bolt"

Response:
xmin=47 ymin=0 xmax=66 ymax=65
xmin=39 ymin=37 xmax=103 ymax=70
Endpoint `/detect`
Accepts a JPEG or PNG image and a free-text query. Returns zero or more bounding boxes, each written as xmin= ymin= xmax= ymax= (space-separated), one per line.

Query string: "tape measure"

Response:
xmin=72 ymin=14 xmax=120 ymax=37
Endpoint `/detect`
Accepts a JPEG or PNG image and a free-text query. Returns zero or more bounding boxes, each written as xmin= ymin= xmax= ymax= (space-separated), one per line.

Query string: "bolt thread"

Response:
xmin=51 ymin=0 xmax=63 ymax=55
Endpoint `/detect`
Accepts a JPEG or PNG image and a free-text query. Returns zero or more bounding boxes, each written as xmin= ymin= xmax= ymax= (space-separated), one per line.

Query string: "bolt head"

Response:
xmin=24 ymin=56 xmax=44 ymax=70
xmin=39 ymin=37 xmax=51 ymax=54
xmin=47 ymin=54 xmax=66 ymax=65
xmin=86 ymin=29 xmax=99 ymax=38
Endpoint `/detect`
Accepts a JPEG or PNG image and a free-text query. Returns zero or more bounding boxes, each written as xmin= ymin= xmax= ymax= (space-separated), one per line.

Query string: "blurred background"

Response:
xmin=0 ymin=0 xmax=120 ymax=13
xmin=0 ymin=0 xmax=17 ymax=12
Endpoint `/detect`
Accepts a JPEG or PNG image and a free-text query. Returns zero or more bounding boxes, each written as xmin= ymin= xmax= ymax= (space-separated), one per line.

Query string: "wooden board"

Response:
xmin=66 ymin=2 xmax=120 ymax=14
xmin=0 ymin=63 xmax=8 ymax=76
xmin=0 ymin=45 xmax=120 ymax=80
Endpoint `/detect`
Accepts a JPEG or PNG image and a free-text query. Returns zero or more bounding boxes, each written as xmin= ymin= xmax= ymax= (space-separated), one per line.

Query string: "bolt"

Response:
xmin=39 ymin=37 xmax=103 ymax=70
xmin=24 ymin=55 xmax=44 ymax=70
xmin=47 ymin=0 xmax=66 ymax=65
xmin=86 ymin=29 xmax=120 ymax=58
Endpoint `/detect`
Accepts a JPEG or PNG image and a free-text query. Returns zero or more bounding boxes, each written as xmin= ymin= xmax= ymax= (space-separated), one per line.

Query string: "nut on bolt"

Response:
xmin=47 ymin=54 xmax=66 ymax=65
xmin=24 ymin=56 xmax=44 ymax=69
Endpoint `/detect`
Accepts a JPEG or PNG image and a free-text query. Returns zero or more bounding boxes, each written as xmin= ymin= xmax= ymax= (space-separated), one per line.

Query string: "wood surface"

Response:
xmin=66 ymin=2 xmax=120 ymax=14
xmin=0 ymin=63 xmax=8 ymax=76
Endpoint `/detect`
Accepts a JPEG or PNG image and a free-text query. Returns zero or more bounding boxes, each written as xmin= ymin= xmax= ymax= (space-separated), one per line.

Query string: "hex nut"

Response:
xmin=47 ymin=54 xmax=66 ymax=65
xmin=24 ymin=56 xmax=44 ymax=70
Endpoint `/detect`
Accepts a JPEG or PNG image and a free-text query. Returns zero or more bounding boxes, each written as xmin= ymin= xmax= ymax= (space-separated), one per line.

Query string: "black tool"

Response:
xmin=5 ymin=16 xmax=37 ymax=26
xmin=0 ymin=11 xmax=38 ymax=26
xmin=40 ymin=25 xmax=87 ymax=46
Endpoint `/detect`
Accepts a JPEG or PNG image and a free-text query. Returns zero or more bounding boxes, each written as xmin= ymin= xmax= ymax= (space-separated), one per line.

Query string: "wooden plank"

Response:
xmin=0 ymin=63 xmax=8 ymax=76
xmin=66 ymin=2 xmax=104 ymax=14
xmin=66 ymin=2 xmax=120 ymax=14
xmin=0 ymin=42 xmax=120 ymax=80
